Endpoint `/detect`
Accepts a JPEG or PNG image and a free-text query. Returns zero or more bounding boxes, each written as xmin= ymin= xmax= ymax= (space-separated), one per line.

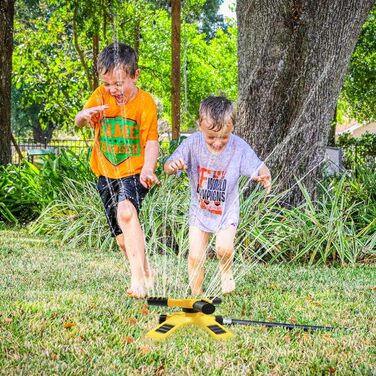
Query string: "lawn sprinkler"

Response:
xmin=146 ymin=297 xmax=350 ymax=342
xmin=146 ymin=297 xmax=234 ymax=341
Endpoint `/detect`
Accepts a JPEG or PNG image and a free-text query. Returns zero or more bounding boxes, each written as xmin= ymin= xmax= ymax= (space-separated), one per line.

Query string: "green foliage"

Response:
xmin=30 ymin=164 xmax=375 ymax=265
xmin=287 ymin=178 xmax=374 ymax=265
xmin=0 ymin=150 xmax=95 ymax=222
xmin=341 ymin=5 xmax=376 ymax=123
xmin=180 ymin=24 xmax=238 ymax=129
xmin=337 ymin=132 xmax=376 ymax=169
xmin=12 ymin=0 xmax=237 ymax=136
xmin=239 ymin=168 xmax=375 ymax=265
xmin=333 ymin=164 xmax=376 ymax=230
xmin=13 ymin=1 xmax=86 ymax=133
xmin=30 ymin=178 xmax=114 ymax=251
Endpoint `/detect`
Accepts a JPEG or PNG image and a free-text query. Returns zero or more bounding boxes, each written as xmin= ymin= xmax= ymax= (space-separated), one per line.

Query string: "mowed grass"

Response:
xmin=0 ymin=227 xmax=375 ymax=375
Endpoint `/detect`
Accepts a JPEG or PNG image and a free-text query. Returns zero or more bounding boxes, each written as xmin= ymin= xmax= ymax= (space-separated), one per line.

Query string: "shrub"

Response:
xmin=337 ymin=132 xmax=376 ymax=170
xmin=0 ymin=149 xmax=95 ymax=223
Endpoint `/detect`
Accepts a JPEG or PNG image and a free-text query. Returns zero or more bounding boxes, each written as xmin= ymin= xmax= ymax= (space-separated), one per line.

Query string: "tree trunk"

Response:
xmin=171 ymin=0 xmax=181 ymax=139
xmin=0 ymin=0 xmax=15 ymax=166
xmin=237 ymin=0 xmax=373 ymax=206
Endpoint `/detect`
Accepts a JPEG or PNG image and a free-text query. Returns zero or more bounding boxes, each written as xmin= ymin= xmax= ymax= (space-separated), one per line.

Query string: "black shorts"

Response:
xmin=97 ymin=175 xmax=149 ymax=237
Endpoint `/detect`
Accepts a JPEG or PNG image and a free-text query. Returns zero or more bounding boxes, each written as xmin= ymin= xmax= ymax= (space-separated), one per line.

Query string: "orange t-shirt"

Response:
xmin=84 ymin=86 xmax=158 ymax=179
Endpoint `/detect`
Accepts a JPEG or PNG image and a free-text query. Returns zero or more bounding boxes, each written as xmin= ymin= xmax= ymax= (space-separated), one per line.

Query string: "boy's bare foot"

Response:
xmin=221 ymin=270 xmax=235 ymax=294
xmin=127 ymin=284 xmax=146 ymax=299
xmin=144 ymin=269 xmax=155 ymax=290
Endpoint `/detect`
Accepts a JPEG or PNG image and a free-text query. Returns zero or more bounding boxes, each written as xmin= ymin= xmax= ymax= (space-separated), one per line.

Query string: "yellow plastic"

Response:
xmin=146 ymin=297 xmax=234 ymax=341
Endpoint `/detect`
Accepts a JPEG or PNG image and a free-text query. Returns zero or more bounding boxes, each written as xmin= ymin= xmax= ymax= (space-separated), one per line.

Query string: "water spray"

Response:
xmin=146 ymin=297 xmax=350 ymax=341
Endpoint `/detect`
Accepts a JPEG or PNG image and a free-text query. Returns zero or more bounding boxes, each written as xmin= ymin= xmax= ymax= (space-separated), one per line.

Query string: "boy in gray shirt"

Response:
xmin=164 ymin=96 xmax=271 ymax=295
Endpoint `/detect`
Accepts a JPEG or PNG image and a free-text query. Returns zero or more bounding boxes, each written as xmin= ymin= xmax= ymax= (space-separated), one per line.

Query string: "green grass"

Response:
xmin=0 ymin=227 xmax=375 ymax=375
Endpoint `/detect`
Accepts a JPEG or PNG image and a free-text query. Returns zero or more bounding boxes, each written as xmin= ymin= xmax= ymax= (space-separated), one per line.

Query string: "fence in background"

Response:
xmin=11 ymin=138 xmax=91 ymax=164
xmin=11 ymin=138 xmax=375 ymax=170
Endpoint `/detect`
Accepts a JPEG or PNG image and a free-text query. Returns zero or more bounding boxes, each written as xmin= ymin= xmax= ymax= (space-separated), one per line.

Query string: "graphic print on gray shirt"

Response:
xmin=168 ymin=132 xmax=263 ymax=233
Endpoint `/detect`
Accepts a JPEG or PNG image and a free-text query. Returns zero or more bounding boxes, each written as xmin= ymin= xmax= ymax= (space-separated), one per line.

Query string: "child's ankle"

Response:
xmin=190 ymin=286 xmax=203 ymax=296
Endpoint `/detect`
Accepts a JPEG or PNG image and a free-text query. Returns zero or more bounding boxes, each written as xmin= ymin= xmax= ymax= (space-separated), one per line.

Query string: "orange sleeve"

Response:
xmin=83 ymin=86 xmax=106 ymax=126
xmin=142 ymin=95 xmax=159 ymax=141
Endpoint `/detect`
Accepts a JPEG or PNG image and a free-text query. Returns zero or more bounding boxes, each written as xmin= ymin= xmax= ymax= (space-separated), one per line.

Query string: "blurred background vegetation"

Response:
xmin=10 ymin=1 xmax=375 ymax=140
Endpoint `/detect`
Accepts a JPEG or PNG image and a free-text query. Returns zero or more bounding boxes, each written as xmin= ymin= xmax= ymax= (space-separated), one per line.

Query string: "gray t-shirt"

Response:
xmin=168 ymin=132 xmax=263 ymax=233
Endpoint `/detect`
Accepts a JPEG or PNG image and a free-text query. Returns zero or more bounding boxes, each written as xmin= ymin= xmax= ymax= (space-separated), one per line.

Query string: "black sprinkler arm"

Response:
xmin=215 ymin=316 xmax=352 ymax=332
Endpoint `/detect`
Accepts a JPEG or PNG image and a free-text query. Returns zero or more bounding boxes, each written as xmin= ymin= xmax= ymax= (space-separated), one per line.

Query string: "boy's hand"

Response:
xmin=75 ymin=105 xmax=109 ymax=127
xmin=140 ymin=168 xmax=160 ymax=188
xmin=252 ymin=174 xmax=272 ymax=193
xmin=165 ymin=159 xmax=187 ymax=174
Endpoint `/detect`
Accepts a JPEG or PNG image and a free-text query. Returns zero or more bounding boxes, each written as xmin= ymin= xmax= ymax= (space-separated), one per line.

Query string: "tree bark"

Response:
xmin=171 ymin=0 xmax=181 ymax=139
xmin=11 ymin=133 xmax=23 ymax=161
xmin=0 ymin=0 xmax=15 ymax=166
xmin=237 ymin=0 xmax=373 ymax=206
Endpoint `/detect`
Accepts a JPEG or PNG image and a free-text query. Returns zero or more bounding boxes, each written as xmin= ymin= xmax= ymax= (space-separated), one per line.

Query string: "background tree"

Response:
xmin=236 ymin=0 xmax=374 ymax=206
xmin=171 ymin=0 xmax=181 ymax=139
xmin=11 ymin=0 xmax=236 ymax=140
xmin=0 ymin=0 xmax=15 ymax=165
xmin=341 ymin=5 xmax=376 ymax=123
xmin=12 ymin=0 xmax=87 ymax=141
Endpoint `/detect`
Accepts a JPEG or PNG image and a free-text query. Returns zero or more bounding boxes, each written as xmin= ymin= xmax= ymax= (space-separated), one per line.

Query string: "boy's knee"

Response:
xmin=188 ymin=253 xmax=205 ymax=268
xmin=117 ymin=200 xmax=137 ymax=224
xmin=216 ymin=245 xmax=234 ymax=260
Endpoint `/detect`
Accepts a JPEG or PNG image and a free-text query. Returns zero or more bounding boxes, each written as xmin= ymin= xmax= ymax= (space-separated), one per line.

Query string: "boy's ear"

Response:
xmin=133 ymin=69 xmax=140 ymax=82
xmin=229 ymin=120 xmax=234 ymax=132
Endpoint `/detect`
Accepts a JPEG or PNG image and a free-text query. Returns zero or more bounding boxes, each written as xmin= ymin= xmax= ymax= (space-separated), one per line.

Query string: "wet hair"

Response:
xmin=97 ymin=42 xmax=138 ymax=77
xmin=199 ymin=96 xmax=235 ymax=131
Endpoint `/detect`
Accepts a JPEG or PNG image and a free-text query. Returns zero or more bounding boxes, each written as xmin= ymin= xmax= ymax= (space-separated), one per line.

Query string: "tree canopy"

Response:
xmin=11 ymin=0 xmax=236 ymax=139
xmin=341 ymin=5 xmax=376 ymax=123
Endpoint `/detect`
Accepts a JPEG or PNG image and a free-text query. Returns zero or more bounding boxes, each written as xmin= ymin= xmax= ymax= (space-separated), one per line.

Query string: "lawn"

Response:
xmin=0 ymin=226 xmax=375 ymax=375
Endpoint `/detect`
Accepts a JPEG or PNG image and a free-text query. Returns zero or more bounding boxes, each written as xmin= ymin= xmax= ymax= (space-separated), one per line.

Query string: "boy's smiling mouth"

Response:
xmin=114 ymin=94 xmax=124 ymax=104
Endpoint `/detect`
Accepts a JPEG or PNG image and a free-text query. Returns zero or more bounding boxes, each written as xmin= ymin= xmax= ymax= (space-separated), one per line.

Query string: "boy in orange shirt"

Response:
xmin=75 ymin=42 xmax=159 ymax=298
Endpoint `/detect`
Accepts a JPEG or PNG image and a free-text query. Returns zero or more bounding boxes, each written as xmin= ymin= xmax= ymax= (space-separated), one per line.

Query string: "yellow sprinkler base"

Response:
xmin=146 ymin=297 xmax=234 ymax=341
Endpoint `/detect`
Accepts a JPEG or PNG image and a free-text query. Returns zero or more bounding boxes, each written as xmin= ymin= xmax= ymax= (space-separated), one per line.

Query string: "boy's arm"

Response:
xmin=164 ymin=137 xmax=190 ymax=175
xmin=74 ymin=105 xmax=109 ymax=128
xmin=140 ymin=140 xmax=160 ymax=188
xmin=252 ymin=163 xmax=272 ymax=193
xmin=164 ymin=159 xmax=187 ymax=175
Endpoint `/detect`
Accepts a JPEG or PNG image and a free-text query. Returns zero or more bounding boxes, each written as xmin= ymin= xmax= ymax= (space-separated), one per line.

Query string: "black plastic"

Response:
xmin=193 ymin=300 xmax=215 ymax=314
xmin=159 ymin=314 xmax=167 ymax=324
xmin=215 ymin=315 xmax=223 ymax=324
xmin=221 ymin=318 xmax=350 ymax=332
xmin=147 ymin=297 xmax=168 ymax=306
xmin=210 ymin=297 xmax=222 ymax=305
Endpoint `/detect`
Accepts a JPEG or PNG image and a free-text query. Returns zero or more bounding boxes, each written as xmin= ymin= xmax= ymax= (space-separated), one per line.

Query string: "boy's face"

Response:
xmin=199 ymin=116 xmax=234 ymax=154
xmin=100 ymin=66 xmax=139 ymax=105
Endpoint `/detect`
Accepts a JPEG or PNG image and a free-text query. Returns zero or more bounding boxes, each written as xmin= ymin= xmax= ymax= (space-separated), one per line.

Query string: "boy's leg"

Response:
xmin=117 ymin=199 xmax=149 ymax=298
xmin=216 ymin=225 xmax=236 ymax=294
xmin=188 ymin=226 xmax=209 ymax=296
xmin=115 ymin=233 xmax=154 ymax=286
xmin=97 ymin=175 xmax=152 ymax=298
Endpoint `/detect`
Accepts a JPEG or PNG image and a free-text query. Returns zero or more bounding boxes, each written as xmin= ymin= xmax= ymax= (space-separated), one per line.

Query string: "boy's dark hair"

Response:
xmin=199 ymin=96 xmax=235 ymax=131
xmin=97 ymin=42 xmax=138 ymax=77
